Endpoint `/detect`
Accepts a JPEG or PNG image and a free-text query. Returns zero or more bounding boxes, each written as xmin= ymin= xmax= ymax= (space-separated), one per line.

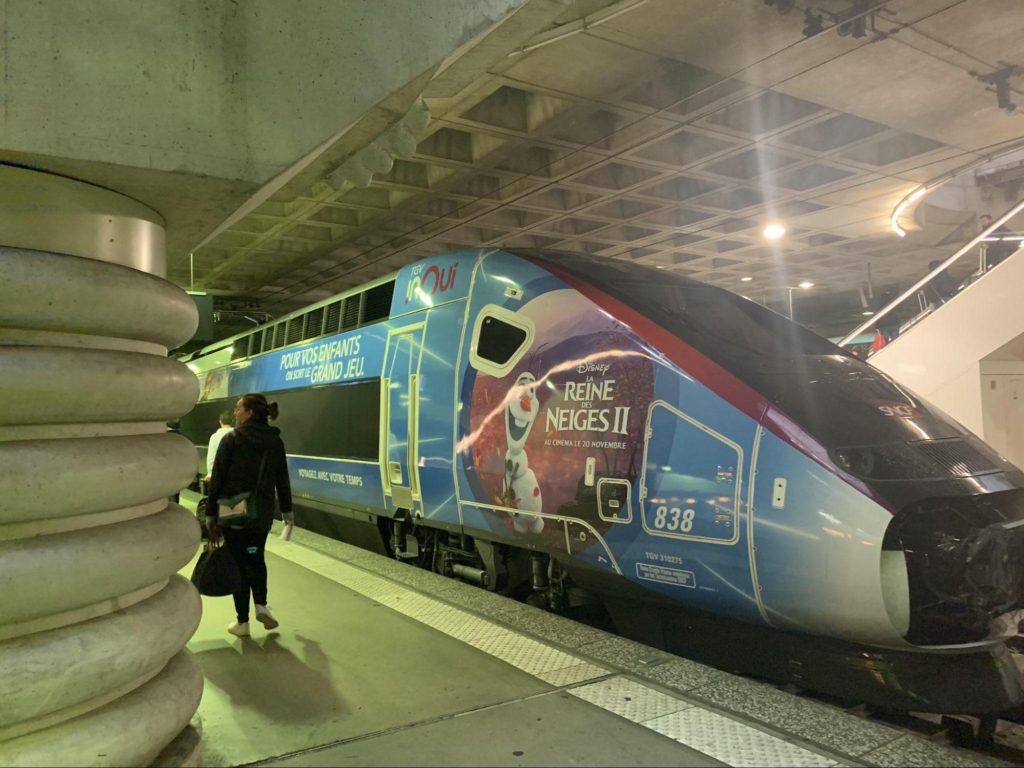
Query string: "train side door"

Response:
xmin=382 ymin=323 xmax=425 ymax=512
xmin=638 ymin=401 xmax=748 ymax=590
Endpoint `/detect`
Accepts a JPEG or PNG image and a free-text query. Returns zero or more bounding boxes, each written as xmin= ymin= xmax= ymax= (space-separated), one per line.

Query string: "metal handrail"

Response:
xmin=838 ymin=196 xmax=1024 ymax=347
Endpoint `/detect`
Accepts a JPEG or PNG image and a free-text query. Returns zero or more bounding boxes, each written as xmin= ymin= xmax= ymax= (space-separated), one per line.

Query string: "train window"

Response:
xmin=341 ymin=296 xmax=360 ymax=331
xmin=361 ymin=281 xmax=395 ymax=325
xmin=286 ymin=317 xmax=304 ymax=346
xmin=305 ymin=307 xmax=325 ymax=339
xmin=470 ymin=305 xmax=533 ymax=377
xmin=181 ymin=380 xmax=381 ymax=464
xmin=274 ymin=381 xmax=381 ymax=461
xmin=324 ymin=301 xmax=342 ymax=335
xmin=179 ymin=402 xmax=223 ymax=449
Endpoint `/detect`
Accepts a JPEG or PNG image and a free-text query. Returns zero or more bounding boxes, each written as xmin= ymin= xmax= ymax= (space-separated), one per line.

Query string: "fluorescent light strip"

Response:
xmin=890 ymin=185 xmax=929 ymax=238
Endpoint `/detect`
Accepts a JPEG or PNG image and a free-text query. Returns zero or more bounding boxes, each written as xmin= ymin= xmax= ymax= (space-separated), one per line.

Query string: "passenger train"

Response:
xmin=182 ymin=248 xmax=1024 ymax=713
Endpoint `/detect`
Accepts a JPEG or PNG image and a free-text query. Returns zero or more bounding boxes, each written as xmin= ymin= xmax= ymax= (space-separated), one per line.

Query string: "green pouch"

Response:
xmin=217 ymin=492 xmax=261 ymax=527
xmin=216 ymin=451 xmax=268 ymax=528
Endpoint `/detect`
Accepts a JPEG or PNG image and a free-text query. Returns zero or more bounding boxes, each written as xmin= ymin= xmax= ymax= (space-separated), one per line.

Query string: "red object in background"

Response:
xmin=871 ymin=329 xmax=886 ymax=353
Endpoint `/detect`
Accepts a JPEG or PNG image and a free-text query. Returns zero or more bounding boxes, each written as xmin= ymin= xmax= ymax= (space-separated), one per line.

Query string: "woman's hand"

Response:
xmin=207 ymin=520 xmax=222 ymax=546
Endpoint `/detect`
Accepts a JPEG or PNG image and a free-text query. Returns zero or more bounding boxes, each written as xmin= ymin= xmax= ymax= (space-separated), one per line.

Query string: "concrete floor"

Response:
xmin=178 ymin=523 xmax=1008 ymax=768
xmin=184 ymin=548 xmax=720 ymax=767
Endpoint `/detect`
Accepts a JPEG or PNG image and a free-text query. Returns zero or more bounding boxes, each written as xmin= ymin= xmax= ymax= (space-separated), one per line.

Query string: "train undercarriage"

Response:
xmin=374 ymin=509 xmax=1024 ymax=718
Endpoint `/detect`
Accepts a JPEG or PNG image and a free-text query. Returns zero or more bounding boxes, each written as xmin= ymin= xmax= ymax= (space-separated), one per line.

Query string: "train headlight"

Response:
xmin=834 ymin=449 xmax=852 ymax=472
xmin=831 ymin=447 xmax=876 ymax=476
xmin=830 ymin=443 xmax=940 ymax=480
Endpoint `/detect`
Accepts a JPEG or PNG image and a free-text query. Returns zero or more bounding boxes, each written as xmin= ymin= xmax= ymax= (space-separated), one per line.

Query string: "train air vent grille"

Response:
xmin=361 ymin=281 xmax=395 ymax=325
xmin=230 ymin=338 xmax=248 ymax=361
xmin=914 ymin=439 xmax=998 ymax=477
xmin=306 ymin=307 xmax=324 ymax=338
xmin=341 ymin=297 xmax=360 ymax=330
xmin=324 ymin=301 xmax=342 ymax=334
xmin=286 ymin=319 xmax=304 ymax=345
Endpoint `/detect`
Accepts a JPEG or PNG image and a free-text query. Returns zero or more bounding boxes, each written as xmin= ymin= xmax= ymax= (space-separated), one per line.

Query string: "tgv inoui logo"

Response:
xmin=405 ymin=262 xmax=459 ymax=303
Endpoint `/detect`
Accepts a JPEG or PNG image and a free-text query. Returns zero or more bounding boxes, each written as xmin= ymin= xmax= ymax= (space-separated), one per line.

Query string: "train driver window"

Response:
xmin=470 ymin=305 xmax=534 ymax=377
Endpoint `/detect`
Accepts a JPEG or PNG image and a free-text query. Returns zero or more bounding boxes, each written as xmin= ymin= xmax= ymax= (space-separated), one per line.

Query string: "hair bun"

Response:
xmin=268 ymin=401 xmax=280 ymax=420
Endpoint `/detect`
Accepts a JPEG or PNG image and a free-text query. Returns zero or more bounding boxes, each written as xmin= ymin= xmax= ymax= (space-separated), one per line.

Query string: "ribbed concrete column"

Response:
xmin=0 ymin=166 xmax=203 ymax=767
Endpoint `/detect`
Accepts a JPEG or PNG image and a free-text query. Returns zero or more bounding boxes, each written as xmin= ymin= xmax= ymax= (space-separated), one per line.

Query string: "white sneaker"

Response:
xmin=228 ymin=621 xmax=250 ymax=637
xmin=255 ymin=604 xmax=279 ymax=630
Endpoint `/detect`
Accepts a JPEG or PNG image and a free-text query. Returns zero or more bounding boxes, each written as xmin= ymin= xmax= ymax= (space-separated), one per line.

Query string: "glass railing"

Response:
xmin=838 ymin=198 xmax=1024 ymax=358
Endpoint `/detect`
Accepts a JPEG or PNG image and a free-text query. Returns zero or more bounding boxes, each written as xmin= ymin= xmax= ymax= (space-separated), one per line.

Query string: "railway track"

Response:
xmin=567 ymin=600 xmax=1024 ymax=765
xmin=782 ymin=661 xmax=1024 ymax=765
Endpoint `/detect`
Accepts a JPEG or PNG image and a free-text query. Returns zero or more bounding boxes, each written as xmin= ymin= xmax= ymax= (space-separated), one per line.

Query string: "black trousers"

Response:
xmin=223 ymin=524 xmax=273 ymax=623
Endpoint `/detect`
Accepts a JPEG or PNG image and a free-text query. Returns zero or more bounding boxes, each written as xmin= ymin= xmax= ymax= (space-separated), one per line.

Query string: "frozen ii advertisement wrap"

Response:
xmin=181 ymin=247 xmax=1024 ymax=713
xmin=462 ymin=289 xmax=654 ymax=548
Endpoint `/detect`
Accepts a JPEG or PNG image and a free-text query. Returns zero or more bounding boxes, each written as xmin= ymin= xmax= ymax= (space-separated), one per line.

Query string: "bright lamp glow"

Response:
xmin=891 ymin=185 xmax=928 ymax=238
xmin=763 ymin=223 xmax=786 ymax=240
xmin=740 ymin=276 xmax=753 ymax=282
xmin=798 ymin=281 xmax=814 ymax=289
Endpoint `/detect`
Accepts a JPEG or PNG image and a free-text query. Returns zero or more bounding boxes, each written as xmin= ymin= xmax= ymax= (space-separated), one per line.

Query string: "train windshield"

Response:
xmin=521 ymin=252 xmax=843 ymax=374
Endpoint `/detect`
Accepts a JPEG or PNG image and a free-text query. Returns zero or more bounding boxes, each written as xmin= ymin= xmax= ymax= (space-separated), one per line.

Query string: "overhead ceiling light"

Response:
xmin=891 ymin=185 xmax=928 ymax=237
xmin=740 ymin=276 xmax=753 ymax=282
xmin=798 ymin=281 xmax=814 ymax=289
xmin=862 ymin=310 xmax=874 ymax=316
xmin=763 ymin=223 xmax=786 ymax=240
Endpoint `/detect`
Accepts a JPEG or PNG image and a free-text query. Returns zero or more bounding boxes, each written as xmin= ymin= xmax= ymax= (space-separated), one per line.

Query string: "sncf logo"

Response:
xmin=871 ymin=400 xmax=921 ymax=419
xmin=405 ymin=263 xmax=459 ymax=304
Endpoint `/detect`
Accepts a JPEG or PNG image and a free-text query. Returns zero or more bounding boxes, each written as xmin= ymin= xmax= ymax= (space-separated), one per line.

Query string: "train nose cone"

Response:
xmin=885 ymin=488 xmax=1024 ymax=645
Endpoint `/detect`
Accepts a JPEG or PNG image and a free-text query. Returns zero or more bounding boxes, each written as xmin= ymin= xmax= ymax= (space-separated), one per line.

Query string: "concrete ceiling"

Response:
xmin=177 ymin=0 xmax=1024 ymax=337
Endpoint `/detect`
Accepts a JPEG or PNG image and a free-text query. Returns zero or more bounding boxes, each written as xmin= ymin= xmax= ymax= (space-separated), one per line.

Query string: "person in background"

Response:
xmin=204 ymin=410 xmax=234 ymax=483
xmin=874 ymin=289 xmax=901 ymax=344
xmin=979 ymin=214 xmax=1015 ymax=269
xmin=926 ymin=260 xmax=958 ymax=307
xmin=871 ymin=328 xmax=887 ymax=354
xmin=207 ymin=393 xmax=294 ymax=638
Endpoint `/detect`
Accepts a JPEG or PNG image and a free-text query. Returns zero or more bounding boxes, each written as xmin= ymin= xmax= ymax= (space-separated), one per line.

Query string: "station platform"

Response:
xmin=180 ymin=522 xmax=1007 ymax=767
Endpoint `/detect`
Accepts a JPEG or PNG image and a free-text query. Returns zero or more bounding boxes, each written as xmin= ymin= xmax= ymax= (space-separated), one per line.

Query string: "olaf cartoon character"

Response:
xmin=503 ymin=372 xmax=544 ymax=534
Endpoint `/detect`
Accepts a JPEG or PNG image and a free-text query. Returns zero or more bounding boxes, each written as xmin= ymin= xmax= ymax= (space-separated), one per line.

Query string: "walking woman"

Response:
xmin=207 ymin=393 xmax=293 ymax=637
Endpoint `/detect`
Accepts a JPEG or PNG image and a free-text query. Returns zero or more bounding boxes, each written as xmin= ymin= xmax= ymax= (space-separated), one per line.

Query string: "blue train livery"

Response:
xmin=182 ymin=248 xmax=1024 ymax=713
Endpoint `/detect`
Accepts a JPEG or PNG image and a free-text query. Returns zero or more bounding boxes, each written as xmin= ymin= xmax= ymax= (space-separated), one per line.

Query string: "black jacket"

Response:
xmin=208 ymin=421 xmax=292 ymax=526
xmin=987 ymin=225 xmax=1016 ymax=267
